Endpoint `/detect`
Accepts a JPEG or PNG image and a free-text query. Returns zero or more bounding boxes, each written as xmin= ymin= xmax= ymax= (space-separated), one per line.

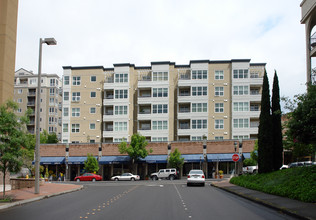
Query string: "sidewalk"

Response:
xmin=211 ymin=179 xmax=316 ymax=220
xmin=0 ymin=182 xmax=83 ymax=210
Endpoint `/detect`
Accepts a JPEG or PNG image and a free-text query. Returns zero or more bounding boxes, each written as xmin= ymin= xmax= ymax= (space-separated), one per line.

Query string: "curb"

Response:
xmin=211 ymin=183 xmax=311 ymax=220
xmin=0 ymin=185 xmax=83 ymax=211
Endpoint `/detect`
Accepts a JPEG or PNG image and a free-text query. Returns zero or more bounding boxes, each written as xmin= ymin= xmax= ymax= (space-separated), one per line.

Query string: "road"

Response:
xmin=0 ymin=180 xmax=297 ymax=220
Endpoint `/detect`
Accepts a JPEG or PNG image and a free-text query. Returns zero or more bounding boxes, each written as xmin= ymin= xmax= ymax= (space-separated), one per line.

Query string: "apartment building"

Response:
xmin=14 ymin=68 xmax=62 ymax=138
xmin=62 ymin=59 xmax=265 ymax=144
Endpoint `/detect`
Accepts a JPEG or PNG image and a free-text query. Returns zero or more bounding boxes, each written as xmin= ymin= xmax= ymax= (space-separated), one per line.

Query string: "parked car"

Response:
xmin=289 ymin=161 xmax=313 ymax=168
xmin=111 ymin=173 xmax=140 ymax=181
xmin=243 ymin=165 xmax=258 ymax=174
xmin=74 ymin=173 xmax=102 ymax=182
xmin=280 ymin=164 xmax=289 ymax=170
xmin=151 ymin=168 xmax=178 ymax=180
xmin=187 ymin=170 xmax=205 ymax=186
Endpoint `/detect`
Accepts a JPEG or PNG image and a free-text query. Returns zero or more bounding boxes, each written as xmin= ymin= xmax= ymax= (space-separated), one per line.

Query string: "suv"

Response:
xmin=150 ymin=168 xmax=178 ymax=180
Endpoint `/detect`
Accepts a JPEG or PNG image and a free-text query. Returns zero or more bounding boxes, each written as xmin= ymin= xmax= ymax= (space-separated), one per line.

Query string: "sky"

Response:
xmin=15 ymin=0 xmax=307 ymax=101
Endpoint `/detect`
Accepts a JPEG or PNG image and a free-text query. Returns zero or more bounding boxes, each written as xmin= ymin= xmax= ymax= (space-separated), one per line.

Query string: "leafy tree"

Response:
xmin=40 ymin=130 xmax=59 ymax=144
xmin=118 ymin=133 xmax=152 ymax=173
xmin=84 ymin=154 xmax=99 ymax=173
xmin=168 ymin=148 xmax=184 ymax=171
xmin=0 ymin=100 xmax=30 ymax=197
xmin=271 ymin=72 xmax=283 ymax=170
xmin=244 ymin=140 xmax=258 ymax=166
xmin=258 ymin=71 xmax=273 ymax=173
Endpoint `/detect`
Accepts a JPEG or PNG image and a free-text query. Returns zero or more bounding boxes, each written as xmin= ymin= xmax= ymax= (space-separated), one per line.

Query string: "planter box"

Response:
xmin=10 ymin=178 xmax=36 ymax=190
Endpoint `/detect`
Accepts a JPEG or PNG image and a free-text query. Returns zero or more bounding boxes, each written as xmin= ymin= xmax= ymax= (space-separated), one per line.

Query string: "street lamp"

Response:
xmin=35 ymin=38 xmax=57 ymax=194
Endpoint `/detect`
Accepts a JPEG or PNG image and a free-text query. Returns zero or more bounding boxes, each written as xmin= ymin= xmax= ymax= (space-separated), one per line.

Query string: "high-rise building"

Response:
xmin=0 ymin=0 xmax=19 ymax=104
xmin=14 ymin=68 xmax=62 ymax=138
xmin=62 ymin=59 xmax=265 ymax=144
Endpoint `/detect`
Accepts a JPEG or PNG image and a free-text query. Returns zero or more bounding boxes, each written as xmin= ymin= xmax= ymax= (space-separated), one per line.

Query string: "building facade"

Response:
xmin=301 ymin=0 xmax=316 ymax=84
xmin=62 ymin=59 xmax=265 ymax=144
xmin=14 ymin=68 xmax=62 ymax=138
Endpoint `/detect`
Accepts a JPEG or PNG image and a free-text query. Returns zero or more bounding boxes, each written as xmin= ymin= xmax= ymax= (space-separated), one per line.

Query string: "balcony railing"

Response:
xmin=105 ymin=111 xmax=113 ymax=115
xmin=179 ymin=124 xmax=190 ymax=129
xmin=139 ymin=110 xmax=151 ymax=114
xmin=179 ymin=92 xmax=190 ymax=96
xmin=139 ymin=125 xmax=151 ymax=130
xmin=179 ymin=109 xmax=190 ymax=113
xmin=105 ymin=95 xmax=114 ymax=99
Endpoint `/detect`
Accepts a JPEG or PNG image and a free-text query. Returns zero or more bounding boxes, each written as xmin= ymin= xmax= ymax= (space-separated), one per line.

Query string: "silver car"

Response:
xmin=111 ymin=173 xmax=140 ymax=181
xmin=187 ymin=170 xmax=205 ymax=186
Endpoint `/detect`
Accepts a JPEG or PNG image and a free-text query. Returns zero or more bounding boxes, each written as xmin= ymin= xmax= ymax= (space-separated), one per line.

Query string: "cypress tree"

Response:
xmin=258 ymin=71 xmax=273 ymax=173
xmin=271 ymin=71 xmax=283 ymax=171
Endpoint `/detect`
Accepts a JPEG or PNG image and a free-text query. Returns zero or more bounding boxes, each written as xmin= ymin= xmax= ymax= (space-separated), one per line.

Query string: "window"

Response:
xmin=91 ymin=91 xmax=96 ymax=98
xmin=192 ymin=87 xmax=207 ymax=96
xmin=50 ymin=88 xmax=55 ymax=96
xmin=48 ymin=127 xmax=54 ymax=133
xmin=63 ymin=139 xmax=68 ymax=143
xmin=18 ymin=89 xmax=22 ymax=94
xmin=215 ymin=70 xmax=224 ymax=80
xmin=48 ymin=117 xmax=54 ymax=125
xmin=233 ymin=102 xmax=249 ymax=111
xmin=50 ymin=79 xmax=55 ymax=86
xmin=17 ymin=98 xmax=22 ymax=103
xmin=153 ymin=88 xmax=168 ymax=97
xmin=215 ymin=119 xmax=224 ymax=129
xmin=72 ymin=108 xmax=80 ymax=117
xmin=215 ymin=136 xmax=224 ymax=140
xmin=72 ymin=92 xmax=80 ymax=102
xmin=192 ymin=120 xmax=207 ymax=129
xmin=90 ymin=107 xmax=96 ymax=114
xmin=91 ymin=76 xmax=96 ymax=82
xmin=152 ymin=104 xmax=168 ymax=114
xmin=64 ymin=92 xmax=69 ymax=101
xmin=63 ymin=123 xmax=68 ymax=132
xmin=30 ymin=79 xmax=37 ymax=85
xmin=215 ymin=87 xmax=224 ymax=96
xmin=115 ymin=106 xmax=128 ymax=115
xmin=250 ymin=104 xmax=259 ymax=111
xmin=115 ymin=73 xmax=128 ymax=83
xmin=215 ymin=103 xmax=224 ymax=113
xmin=152 ymin=121 xmax=168 ymax=130
xmin=71 ymin=124 xmax=80 ymax=133
xmin=72 ymin=76 xmax=81 ymax=85
xmin=90 ymin=140 xmax=95 ymax=143
xmin=192 ymin=70 xmax=207 ymax=79
xmin=233 ymin=86 xmax=249 ymax=95
xmin=49 ymin=98 xmax=54 ymax=105
xmin=115 ymin=90 xmax=128 ymax=99
xmin=17 ymin=108 xmax=22 ymax=113
xmin=233 ymin=135 xmax=249 ymax=139
xmin=64 ymin=76 xmax=69 ymax=85
xmin=63 ymin=108 xmax=69 ymax=116
xmin=153 ymin=72 xmax=168 ymax=81
xmin=114 ymin=138 xmax=127 ymax=143
xmin=233 ymin=119 xmax=249 ymax=128
xmin=49 ymin=107 xmax=54 ymax=115
xmin=90 ymin=123 xmax=96 ymax=130
xmin=152 ymin=137 xmax=168 ymax=142
xmin=233 ymin=69 xmax=248 ymax=79
xmin=192 ymin=103 xmax=207 ymax=112
xmin=191 ymin=136 xmax=202 ymax=141
xmin=114 ymin=122 xmax=127 ymax=131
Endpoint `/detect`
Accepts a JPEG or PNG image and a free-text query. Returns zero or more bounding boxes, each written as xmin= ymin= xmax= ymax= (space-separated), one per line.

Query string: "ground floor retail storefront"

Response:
xmin=38 ymin=153 xmax=250 ymax=181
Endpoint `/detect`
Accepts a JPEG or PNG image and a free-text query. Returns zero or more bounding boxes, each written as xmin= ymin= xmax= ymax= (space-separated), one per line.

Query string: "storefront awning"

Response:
xmin=39 ymin=157 xmax=65 ymax=165
xmin=139 ymin=155 xmax=168 ymax=163
xmin=181 ymin=154 xmax=204 ymax=163
xmin=67 ymin=157 xmax=87 ymax=165
xmin=99 ymin=156 xmax=130 ymax=164
xmin=207 ymin=153 xmax=250 ymax=162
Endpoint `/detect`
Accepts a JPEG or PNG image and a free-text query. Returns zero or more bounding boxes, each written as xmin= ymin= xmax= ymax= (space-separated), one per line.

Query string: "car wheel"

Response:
xmin=131 ymin=177 xmax=135 ymax=181
xmin=169 ymin=175 xmax=175 ymax=181
xmin=92 ymin=178 xmax=96 ymax=182
xmin=253 ymin=170 xmax=257 ymax=174
xmin=187 ymin=183 xmax=190 ymax=187
xmin=115 ymin=178 xmax=119 ymax=181
xmin=201 ymin=183 xmax=205 ymax=187
xmin=152 ymin=176 xmax=157 ymax=181
xmin=76 ymin=179 xmax=80 ymax=182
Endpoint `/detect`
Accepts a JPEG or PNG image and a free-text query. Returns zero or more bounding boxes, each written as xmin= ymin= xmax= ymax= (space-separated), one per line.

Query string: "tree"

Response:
xmin=118 ymin=133 xmax=152 ymax=173
xmin=286 ymin=84 xmax=316 ymax=160
xmin=243 ymin=140 xmax=258 ymax=166
xmin=40 ymin=130 xmax=59 ymax=144
xmin=0 ymin=100 xmax=30 ymax=198
xmin=168 ymin=148 xmax=184 ymax=171
xmin=84 ymin=154 xmax=99 ymax=173
xmin=271 ymin=71 xmax=283 ymax=170
xmin=258 ymin=71 xmax=273 ymax=173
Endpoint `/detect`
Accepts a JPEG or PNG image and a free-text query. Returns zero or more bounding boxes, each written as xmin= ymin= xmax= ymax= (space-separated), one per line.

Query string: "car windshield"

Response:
xmin=189 ymin=170 xmax=203 ymax=175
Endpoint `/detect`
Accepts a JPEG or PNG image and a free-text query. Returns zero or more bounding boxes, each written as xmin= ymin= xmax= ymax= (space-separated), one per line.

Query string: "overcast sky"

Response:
xmin=15 ymin=0 xmax=307 ymax=100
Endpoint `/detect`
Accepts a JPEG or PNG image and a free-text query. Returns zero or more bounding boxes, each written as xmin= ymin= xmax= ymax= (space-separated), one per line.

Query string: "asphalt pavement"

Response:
xmin=0 ymin=179 xmax=315 ymax=220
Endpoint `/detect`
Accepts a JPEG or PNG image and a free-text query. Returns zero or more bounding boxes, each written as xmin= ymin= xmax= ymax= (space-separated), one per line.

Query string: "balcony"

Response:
xmin=178 ymin=103 xmax=190 ymax=113
xmin=178 ymin=120 xmax=190 ymax=129
xmin=138 ymin=89 xmax=151 ymax=98
xmin=104 ymin=106 xmax=114 ymax=115
xmin=139 ymin=121 xmax=151 ymax=130
xmin=104 ymin=90 xmax=114 ymax=99
xmin=27 ymin=102 xmax=35 ymax=106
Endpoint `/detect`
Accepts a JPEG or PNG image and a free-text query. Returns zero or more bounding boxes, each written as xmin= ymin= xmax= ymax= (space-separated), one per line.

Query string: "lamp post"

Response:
xmin=35 ymin=38 xmax=57 ymax=194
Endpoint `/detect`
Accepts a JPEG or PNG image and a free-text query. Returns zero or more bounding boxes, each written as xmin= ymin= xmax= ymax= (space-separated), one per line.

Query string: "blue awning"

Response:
xmin=67 ymin=157 xmax=87 ymax=165
xmin=39 ymin=157 xmax=65 ymax=165
xmin=139 ymin=155 xmax=168 ymax=164
xmin=207 ymin=153 xmax=250 ymax=162
xmin=99 ymin=156 xmax=130 ymax=164
xmin=181 ymin=154 xmax=204 ymax=163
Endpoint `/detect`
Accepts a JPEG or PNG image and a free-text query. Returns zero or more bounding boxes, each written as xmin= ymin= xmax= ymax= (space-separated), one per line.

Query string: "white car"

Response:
xmin=187 ymin=170 xmax=205 ymax=186
xmin=111 ymin=173 xmax=140 ymax=181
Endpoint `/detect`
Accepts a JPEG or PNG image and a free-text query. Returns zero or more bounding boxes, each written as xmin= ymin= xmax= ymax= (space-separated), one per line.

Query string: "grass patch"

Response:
xmin=0 ymin=196 xmax=13 ymax=203
xmin=230 ymin=166 xmax=316 ymax=203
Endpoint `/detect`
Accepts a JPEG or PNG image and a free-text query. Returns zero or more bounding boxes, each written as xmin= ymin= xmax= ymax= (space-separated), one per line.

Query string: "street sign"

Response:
xmin=232 ymin=154 xmax=239 ymax=162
